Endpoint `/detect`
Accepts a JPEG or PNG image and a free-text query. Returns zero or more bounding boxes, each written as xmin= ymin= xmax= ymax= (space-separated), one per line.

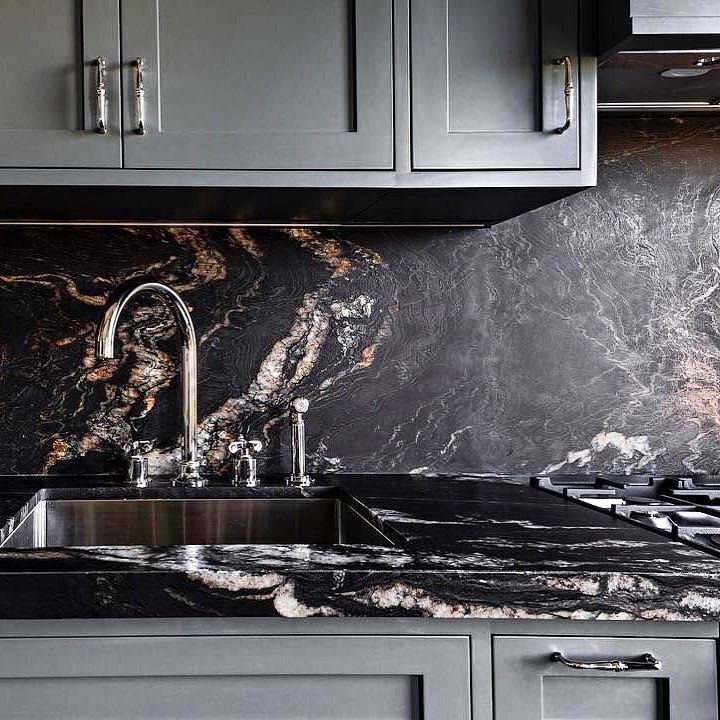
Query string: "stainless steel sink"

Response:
xmin=1 ymin=495 xmax=396 ymax=549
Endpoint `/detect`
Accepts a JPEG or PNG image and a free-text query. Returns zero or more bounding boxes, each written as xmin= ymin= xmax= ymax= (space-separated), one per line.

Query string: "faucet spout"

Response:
xmin=96 ymin=280 xmax=203 ymax=485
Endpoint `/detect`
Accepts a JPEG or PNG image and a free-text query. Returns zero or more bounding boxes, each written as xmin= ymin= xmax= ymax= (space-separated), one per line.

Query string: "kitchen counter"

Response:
xmin=0 ymin=475 xmax=719 ymax=620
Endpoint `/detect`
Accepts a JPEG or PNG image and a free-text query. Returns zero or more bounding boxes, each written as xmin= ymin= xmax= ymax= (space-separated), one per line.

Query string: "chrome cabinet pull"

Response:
xmin=553 ymin=55 xmax=574 ymax=134
xmin=95 ymin=56 xmax=107 ymax=134
xmin=550 ymin=651 xmax=662 ymax=672
xmin=134 ymin=57 xmax=146 ymax=135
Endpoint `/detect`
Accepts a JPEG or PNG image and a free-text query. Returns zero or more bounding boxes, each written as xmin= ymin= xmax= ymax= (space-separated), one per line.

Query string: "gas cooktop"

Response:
xmin=531 ymin=474 xmax=720 ymax=557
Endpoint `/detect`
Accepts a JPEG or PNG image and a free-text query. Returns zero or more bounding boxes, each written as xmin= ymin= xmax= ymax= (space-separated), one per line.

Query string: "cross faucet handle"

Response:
xmin=122 ymin=440 xmax=153 ymax=487
xmin=228 ymin=436 xmax=263 ymax=487
xmin=124 ymin=440 xmax=153 ymax=457
xmin=229 ymin=437 xmax=263 ymax=456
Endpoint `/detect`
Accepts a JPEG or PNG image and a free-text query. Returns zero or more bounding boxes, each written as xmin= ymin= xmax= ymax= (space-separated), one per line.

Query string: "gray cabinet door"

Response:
xmin=120 ymin=0 xmax=394 ymax=170
xmin=0 ymin=634 xmax=471 ymax=719
xmin=494 ymin=636 xmax=718 ymax=720
xmin=0 ymin=0 xmax=121 ymax=168
xmin=411 ymin=0 xmax=580 ymax=170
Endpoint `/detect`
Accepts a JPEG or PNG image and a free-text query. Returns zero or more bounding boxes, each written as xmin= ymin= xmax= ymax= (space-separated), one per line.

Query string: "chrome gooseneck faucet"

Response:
xmin=288 ymin=397 xmax=312 ymax=487
xmin=96 ymin=280 xmax=204 ymax=486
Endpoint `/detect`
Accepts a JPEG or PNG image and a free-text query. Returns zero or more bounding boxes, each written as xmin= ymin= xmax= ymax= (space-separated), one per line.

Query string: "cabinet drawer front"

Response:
xmin=0 ymin=634 xmax=470 ymax=719
xmin=493 ymin=636 xmax=718 ymax=720
xmin=121 ymin=0 xmax=394 ymax=170
xmin=411 ymin=0 xmax=581 ymax=170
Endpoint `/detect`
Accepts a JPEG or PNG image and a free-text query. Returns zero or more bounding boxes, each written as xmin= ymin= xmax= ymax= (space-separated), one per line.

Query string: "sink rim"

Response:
xmin=0 ymin=486 xmax=404 ymax=551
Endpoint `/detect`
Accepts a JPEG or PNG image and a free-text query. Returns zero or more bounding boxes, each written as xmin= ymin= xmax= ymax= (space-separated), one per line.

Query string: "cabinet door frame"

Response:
xmin=411 ymin=0 xmax=580 ymax=171
xmin=120 ymin=0 xmax=394 ymax=170
xmin=0 ymin=634 xmax=471 ymax=719
xmin=0 ymin=0 xmax=121 ymax=168
xmin=493 ymin=635 xmax=718 ymax=719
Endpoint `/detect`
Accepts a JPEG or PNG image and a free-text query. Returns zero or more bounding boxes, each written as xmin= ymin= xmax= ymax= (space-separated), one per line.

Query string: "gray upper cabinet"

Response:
xmin=494 ymin=635 xmax=718 ymax=720
xmin=411 ymin=0 xmax=581 ymax=170
xmin=120 ymin=0 xmax=394 ymax=170
xmin=0 ymin=0 xmax=597 ymax=223
xmin=0 ymin=0 xmax=121 ymax=168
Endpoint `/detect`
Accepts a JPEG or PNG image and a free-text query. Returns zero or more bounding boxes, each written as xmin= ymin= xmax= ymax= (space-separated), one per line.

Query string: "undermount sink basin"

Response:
xmin=1 ymin=493 xmax=396 ymax=549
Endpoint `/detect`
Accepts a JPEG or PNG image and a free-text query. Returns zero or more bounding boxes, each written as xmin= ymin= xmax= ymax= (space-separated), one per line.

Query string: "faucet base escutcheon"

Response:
xmin=175 ymin=459 xmax=207 ymax=487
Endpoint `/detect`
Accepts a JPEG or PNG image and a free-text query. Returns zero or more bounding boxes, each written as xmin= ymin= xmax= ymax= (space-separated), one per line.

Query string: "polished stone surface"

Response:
xmin=1 ymin=475 xmax=720 ymax=620
xmin=1 ymin=120 xmax=720 ymax=478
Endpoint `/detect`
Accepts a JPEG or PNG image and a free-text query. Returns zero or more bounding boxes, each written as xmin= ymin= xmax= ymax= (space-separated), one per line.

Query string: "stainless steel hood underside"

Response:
xmin=599 ymin=1 xmax=720 ymax=112
xmin=599 ymin=50 xmax=720 ymax=112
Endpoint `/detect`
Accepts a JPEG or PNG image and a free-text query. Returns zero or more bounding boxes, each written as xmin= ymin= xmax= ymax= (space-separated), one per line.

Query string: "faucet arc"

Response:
xmin=96 ymin=280 xmax=202 ymax=484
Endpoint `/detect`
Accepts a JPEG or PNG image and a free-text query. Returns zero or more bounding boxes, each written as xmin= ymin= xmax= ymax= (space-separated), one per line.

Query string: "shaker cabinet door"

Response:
xmin=120 ymin=0 xmax=394 ymax=170
xmin=494 ymin=635 xmax=718 ymax=720
xmin=0 ymin=634 xmax=471 ymax=719
xmin=0 ymin=0 xmax=122 ymax=168
xmin=411 ymin=0 xmax=581 ymax=170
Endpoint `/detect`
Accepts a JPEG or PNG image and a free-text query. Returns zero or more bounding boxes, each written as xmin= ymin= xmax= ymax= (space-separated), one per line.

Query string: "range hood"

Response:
xmin=599 ymin=1 xmax=720 ymax=112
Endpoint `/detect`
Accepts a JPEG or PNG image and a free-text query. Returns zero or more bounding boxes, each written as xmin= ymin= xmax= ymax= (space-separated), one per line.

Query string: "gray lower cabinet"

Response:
xmin=0 ymin=622 xmax=716 ymax=719
xmin=411 ymin=0 xmax=581 ymax=170
xmin=493 ymin=635 xmax=718 ymax=719
xmin=0 ymin=634 xmax=471 ymax=719
xmin=0 ymin=0 xmax=122 ymax=168
xmin=120 ymin=0 xmax=394 ymax=170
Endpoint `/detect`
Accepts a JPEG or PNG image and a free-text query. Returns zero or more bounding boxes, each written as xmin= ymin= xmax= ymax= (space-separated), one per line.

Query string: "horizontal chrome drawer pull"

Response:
xmin=550 ymin=651 xmax=662 ymax=672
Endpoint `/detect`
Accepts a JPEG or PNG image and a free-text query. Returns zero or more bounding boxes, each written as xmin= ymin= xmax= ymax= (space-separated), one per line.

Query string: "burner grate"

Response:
xmin=530 ymin=474 xmax=720 ymax=559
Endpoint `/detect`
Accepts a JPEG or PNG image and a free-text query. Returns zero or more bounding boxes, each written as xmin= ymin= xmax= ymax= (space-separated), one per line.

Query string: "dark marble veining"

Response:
xmin=1 ymin=119 xmax=720 ymax=477
xmin=2 ymin=475 xmax=720 ymax=620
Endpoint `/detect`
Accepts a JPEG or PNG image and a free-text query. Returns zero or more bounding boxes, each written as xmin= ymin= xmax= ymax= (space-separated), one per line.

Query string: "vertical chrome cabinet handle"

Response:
xmin=95 ymin=57 xmax=107 ymax=134
xmin=134 ymin=57 xmax=146 ymax=135
xmin=553 ymin=55 xmax=574 ymax=134
xmin=550 ymin=652 xmax=662 ymax=672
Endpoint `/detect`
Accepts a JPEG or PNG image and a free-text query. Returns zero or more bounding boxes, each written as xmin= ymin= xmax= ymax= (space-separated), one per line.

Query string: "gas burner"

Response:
xmin=624 ymin=508 xmax=673 ymax=532
xmin=530 ymin=474 xmax=720 ymax=559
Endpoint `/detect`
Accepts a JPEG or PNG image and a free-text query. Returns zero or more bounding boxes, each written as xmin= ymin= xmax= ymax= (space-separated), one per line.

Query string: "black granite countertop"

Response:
xmin=0 ymin=474 xmax=719 ymax=620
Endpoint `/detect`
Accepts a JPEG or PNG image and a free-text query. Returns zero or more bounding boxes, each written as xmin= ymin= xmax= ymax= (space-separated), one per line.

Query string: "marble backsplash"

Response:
xmin=2 ymin=117 xmax=720 ymax=478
